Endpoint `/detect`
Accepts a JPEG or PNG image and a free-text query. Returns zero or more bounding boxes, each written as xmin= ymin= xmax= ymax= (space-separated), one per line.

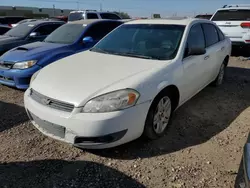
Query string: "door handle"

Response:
xmin=221 ymin=46 xmax=225 ymax=51
xmin=204 ymin=55 xmax=210 ymax=60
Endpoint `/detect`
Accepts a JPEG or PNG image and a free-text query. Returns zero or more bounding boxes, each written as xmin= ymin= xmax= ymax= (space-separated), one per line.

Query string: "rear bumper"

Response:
xmin=0 ymin=65 xmax=41 ymax=89
xmin=231 ymin=41 xmax=250 ymax=47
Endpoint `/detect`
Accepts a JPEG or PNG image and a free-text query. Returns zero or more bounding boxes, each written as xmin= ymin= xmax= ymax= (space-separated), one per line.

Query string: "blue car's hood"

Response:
xmin=1 ymin=42 xmax=68 ymax=62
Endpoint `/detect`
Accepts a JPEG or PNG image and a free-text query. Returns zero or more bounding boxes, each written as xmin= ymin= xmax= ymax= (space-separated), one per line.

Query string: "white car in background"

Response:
xmin=68 ymin=10 xmax=121 ymax=22
xmin=24 ymin=18 xmax=231 ymax=149
xmin=211 ymin=4 xmax=250 ymax=47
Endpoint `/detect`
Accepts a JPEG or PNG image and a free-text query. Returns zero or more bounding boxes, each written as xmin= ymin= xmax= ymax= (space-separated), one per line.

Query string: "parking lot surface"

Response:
xmin=0 ymin=56 xmax=250 ymax=188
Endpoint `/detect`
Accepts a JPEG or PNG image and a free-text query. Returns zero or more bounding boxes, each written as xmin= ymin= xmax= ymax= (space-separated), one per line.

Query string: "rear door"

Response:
xmin=30 ymin=23 xmax=63 ymax=42
xmin=211 ymin=9 xmax=250 ymax=41
xmin=201 ymin=23 xmax=223 ymax=82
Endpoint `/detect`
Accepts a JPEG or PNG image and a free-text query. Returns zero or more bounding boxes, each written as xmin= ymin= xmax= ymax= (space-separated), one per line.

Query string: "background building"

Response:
xmin=0 ymin=5 xmax=74 ymax=18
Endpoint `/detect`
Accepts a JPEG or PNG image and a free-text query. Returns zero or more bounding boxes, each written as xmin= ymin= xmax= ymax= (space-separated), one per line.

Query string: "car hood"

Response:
xmin=0 ymin=35 xmax=20 ymax=45
xmin=31 ymin=51 xmax=165 ymax=106
xmin=1 ymin=42 xmax=68 ymax=62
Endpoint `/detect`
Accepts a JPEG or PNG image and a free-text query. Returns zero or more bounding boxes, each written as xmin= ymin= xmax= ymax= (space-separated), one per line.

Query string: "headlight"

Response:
xmin=81 ymin=89 xmax=140 ymax=113
xmin=30 ymin=70 xmax=40 ymax=84
xmin=12 ymin=60 xmax=37 ymax=69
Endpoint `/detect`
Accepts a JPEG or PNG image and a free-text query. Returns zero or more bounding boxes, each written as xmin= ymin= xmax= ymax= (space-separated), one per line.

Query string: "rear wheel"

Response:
xmin=143 ymin=92 xmax=173 ymax=140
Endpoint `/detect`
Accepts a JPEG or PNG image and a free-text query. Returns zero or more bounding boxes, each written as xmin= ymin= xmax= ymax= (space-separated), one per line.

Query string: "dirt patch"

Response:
xmin=0 ymin=56 xmax=250 ymax=188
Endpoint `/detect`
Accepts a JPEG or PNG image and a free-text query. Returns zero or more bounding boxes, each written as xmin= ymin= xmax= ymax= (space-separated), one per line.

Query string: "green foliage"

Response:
xmin=113 ymin=11 xmax=131 ymax=19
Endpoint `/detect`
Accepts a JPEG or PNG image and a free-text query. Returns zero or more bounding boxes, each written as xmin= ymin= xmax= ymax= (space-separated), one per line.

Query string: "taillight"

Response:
xmin=8 ymin=24 xmax=12 ymax=27
xmin=241 ymin=22 xmax=250 ymax=28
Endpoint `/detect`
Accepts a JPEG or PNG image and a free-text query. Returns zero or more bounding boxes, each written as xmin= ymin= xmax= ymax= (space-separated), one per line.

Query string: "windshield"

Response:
xmin=44 ymin=24 xmax=86 ymax=44
xmin=211 ymin=9 xmax=250 ymax=21
xmin=4 ymin=23 xmax=35 ymax=37
xmin=91 ymin=24 xmax=185 ymax=60
xmin=68 ymin=13 xmax=84 ymax=21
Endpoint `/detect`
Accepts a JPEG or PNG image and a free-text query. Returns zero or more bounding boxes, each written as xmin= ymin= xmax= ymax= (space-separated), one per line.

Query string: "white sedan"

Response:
xmin=24 ymin=18 xmax=231 ymax=149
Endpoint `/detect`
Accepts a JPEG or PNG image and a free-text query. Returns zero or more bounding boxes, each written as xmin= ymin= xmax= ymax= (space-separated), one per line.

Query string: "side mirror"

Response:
xmin=188 ymin=47 xmax=206 ymax=56
xmin=82 ymin=36 xmax=94 ymax=44
xmin=29 ymin=32 xmax=39 ymax=38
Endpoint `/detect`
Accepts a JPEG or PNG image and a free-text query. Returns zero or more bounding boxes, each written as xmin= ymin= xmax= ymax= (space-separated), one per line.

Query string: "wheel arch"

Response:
xmin=224 ymin=55 xmax=229 ymax=67
xmin=152 ymin=84 xmax=180 ymax=111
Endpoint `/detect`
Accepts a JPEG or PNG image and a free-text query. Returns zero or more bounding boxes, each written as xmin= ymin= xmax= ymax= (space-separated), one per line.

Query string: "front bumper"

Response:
xmin=24 ymin=89 xmax=151 ymax=149
xmin=0 ymin=65 xmax=41 ymax=89
xmin=243 ymin=134 xmax=250 ymax=188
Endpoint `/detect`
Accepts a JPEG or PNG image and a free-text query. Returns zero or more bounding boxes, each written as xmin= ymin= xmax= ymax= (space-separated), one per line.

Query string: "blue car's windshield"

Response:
xmin=91 ymin=24 xmax=185 ymax=60
xmin=4 ymin=23 xmax=35 ymax=37
xmin=44 ymin=23 xmax=86 ymax=44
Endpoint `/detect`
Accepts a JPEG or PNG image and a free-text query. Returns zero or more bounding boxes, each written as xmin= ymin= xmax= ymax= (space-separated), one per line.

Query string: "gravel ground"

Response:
xmin=0 ymin=55 xmax=250 ymax=188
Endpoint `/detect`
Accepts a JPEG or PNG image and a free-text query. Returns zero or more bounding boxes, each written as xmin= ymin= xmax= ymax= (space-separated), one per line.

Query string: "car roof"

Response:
xmin=67 ymin=19 xmax=122 ymax=25
xmin=0 ymin=16 xmax=27 ymax=18
xmin=124 ymin=18 xmax=201 ymax=26
xmin=21 ymin=20 xmax=65 ymax=26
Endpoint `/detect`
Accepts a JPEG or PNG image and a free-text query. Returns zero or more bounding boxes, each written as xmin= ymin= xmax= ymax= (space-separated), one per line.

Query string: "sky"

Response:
xmin=1 ymin=0 xmax=250 ymax=17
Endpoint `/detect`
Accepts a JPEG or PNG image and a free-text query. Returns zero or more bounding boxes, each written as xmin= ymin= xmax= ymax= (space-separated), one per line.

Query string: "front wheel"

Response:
xmin=143 ymin=93 xmax=172 ymax=140
xmin=212 ymin=63 xmax=226 ymax=86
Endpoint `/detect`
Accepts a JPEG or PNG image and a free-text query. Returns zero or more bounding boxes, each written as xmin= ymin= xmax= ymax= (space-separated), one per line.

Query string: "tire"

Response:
xmin=212 ymin=62 xmax=226 ymax=87
xmin=143 ymin=91 xmax=173 ymax=140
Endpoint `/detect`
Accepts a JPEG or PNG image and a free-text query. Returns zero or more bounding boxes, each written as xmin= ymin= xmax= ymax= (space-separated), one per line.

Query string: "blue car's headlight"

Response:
xmin=12 ymin=60 xmax=37 ymax=69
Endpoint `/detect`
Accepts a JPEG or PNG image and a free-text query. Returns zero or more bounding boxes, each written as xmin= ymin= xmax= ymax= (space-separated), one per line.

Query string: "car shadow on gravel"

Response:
xmin=0 ymin=159 xmax=145 ymax=188
xmin=91 ymin=66 xmax=250 ymax=160
xmin=0 ymin=101 xmax=29 ymax=132
xmin=231 ymin=47 xmax=250 ymax=57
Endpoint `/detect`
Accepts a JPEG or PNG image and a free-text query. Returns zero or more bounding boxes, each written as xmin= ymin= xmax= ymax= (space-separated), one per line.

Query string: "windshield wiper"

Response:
xmin=112 ymin=52 xmax=160 ymax=60
xmin=90 ymin=47 xmax=112 ymax=54
xmin=44 ymin=40 xmax=57 ymax=43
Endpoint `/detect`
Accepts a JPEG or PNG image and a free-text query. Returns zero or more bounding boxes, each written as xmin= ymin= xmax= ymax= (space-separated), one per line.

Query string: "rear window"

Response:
xmin=100 ymin=13 xmax=121 ymax=20
xmin=68 ymin=13 xmax=84 ymax=21
xmin=0 ymin=18 xmax=7 ymax=24
xmin=0 ymin=27 xmax=10 ymax=35
xmin=211 ymin=9 xmax=250 ymax=21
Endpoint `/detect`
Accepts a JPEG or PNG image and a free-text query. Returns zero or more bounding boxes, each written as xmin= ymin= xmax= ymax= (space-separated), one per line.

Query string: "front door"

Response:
xmin=181 ymin=23 xmax=208 ymax=102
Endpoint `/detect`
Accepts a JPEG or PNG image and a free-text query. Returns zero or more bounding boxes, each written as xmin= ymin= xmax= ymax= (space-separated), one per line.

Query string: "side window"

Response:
xmin=184 ymin=24 xmax=205 ymax=58
xmin=202 ymin=23 xmax=219 ymax=47
xmin=87 ymin=13 xmax=98 ymax=19
xmin=100 ymin=13 xmax=121 ymax=20
xmin=84 ymin=22 xmax=121 ymax=40
xmin=217 ymin=27 xmax=225 ymax=41
xmin=33 ymin=24 xmax=62 ymax=36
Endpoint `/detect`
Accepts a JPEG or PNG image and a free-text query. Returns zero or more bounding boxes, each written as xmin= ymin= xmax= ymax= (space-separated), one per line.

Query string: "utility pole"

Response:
xmin=53 ymin=4 xmax=55 ymax=16
xmin=77 ymin=1 xmax=79 ymax=10
xmin=100 ymin=2 xmax=102 ymax=11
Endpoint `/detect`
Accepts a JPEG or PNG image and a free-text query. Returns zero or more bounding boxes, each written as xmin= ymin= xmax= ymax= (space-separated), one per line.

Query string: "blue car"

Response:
xmin=0 ymin=19 xmax=123 ymax=89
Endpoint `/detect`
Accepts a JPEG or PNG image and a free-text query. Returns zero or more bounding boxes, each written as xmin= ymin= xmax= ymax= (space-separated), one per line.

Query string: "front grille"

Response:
xmin=28 ymin=110 xmax=65 ymax=139
xmin=30 ymin=89 xmax=74 ymax=112
xmin=0 ymin=61 xmax=13 ymax=70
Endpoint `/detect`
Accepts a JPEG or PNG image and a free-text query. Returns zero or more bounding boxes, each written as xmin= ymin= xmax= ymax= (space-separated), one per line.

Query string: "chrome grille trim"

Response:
xmin=30 ymin=89 xmax=74 ymax=112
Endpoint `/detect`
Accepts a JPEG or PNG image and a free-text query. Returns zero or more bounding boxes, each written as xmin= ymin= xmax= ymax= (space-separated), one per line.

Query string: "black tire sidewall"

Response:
xmin=143 ymin=91 xmax=173 ymax=140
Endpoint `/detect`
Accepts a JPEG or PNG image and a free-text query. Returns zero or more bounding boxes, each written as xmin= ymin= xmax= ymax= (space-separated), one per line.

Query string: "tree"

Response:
xmin=113 ymin=11 xmax=131 ymax=19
